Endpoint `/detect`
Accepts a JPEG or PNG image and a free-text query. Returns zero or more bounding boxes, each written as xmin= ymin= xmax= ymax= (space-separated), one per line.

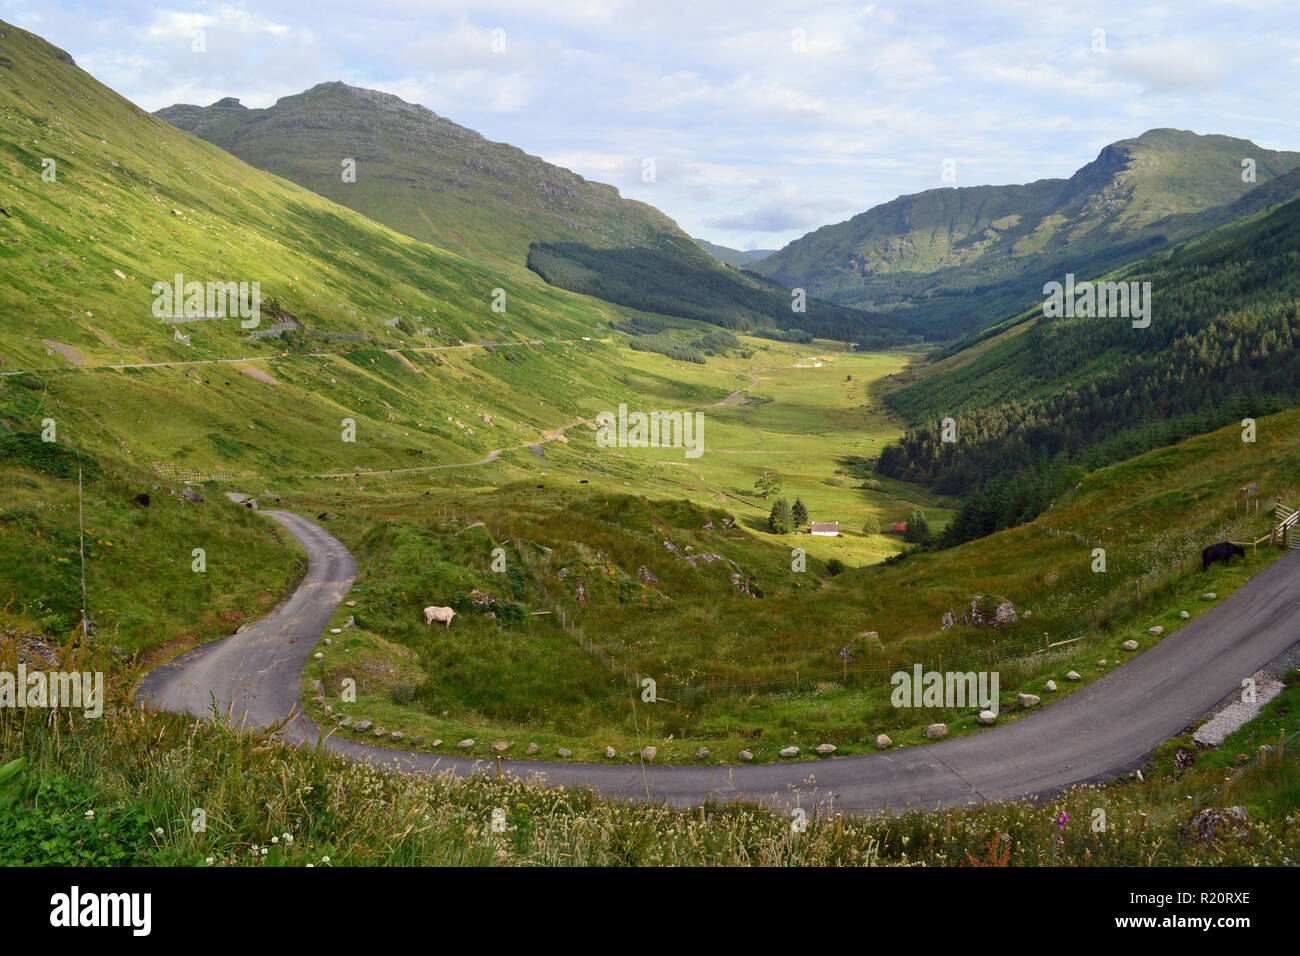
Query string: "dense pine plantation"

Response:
xmin=878 ymin=194 xmax=1300 ymax=545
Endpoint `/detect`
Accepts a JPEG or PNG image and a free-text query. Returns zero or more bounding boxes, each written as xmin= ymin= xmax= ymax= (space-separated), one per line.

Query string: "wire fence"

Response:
xmin=1188 ymin=727 xmax=1298 ymax=811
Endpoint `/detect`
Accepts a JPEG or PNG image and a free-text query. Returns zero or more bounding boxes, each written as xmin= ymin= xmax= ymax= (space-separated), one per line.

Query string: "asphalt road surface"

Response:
xmin=137 ymin=511 xmax=1300 ymax=815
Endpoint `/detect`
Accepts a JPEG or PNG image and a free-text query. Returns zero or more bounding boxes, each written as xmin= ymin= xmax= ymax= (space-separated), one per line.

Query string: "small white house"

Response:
xmin=810 ymin=521 xmax=839 ymax=536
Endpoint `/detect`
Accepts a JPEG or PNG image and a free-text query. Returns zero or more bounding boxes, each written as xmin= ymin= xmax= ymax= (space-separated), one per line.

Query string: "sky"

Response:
xmin=3 ymin=1 xmax=1298 ymax=251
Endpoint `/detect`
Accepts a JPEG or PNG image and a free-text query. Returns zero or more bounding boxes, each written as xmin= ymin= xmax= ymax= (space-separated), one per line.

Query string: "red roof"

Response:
xmin=891 ymin=522 xmax=908 ymax=533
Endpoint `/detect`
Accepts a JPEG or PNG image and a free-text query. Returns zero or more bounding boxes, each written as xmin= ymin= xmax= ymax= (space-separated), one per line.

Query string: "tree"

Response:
xmin=791 ymin=498 xmax=808 ymax=526
xmin=755 ymin=471 xmax=782 ymax=499
xmin=826 ymin=558 xmax=845 ymax=576
xmin=862 ymin=515 xmax=881 ymax=536
xmin=768 ymin=498 xmax=792 ymax=534
xmin=904 ymin=509 xmax=931 ymax=544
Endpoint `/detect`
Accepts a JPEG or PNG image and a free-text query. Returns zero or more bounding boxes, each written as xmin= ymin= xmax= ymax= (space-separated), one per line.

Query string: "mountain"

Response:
xmin=693 ymin=238 xmax=775 ymax=266
xmin=752 ymin=129 xmax=1300 ymax=338
xmin=156 ymin=85 xmax=904 ymax=345
xmin=874 ymin=187 xmax=1300 ymax=541
xmin=155 ymin=83 xmax=701 ymax=268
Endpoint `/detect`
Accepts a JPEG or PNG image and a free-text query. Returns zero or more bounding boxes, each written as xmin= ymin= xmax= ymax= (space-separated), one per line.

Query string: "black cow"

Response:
xmin=1202 ymin=541 xmax=1246 ymax=572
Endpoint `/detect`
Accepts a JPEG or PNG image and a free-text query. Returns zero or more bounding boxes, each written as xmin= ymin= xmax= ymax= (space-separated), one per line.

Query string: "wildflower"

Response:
xmin=271 ymin=836 xmax=278 ymax=844
xmin=1056 ymin=811 xmax=1069 ymax=846
xmin=321 ymin=856 xmax=330 ymax=864
xmin=84 ymin=810 xmax=94 ymax=818
xmin=155 ymin=827 xmax=164 ymax=836
xmin=205 ymin=857 xmax=214 ymax=865
xmin=261 ymin=847 xmax=268 ymax=856
xmin=282 ymin=833 xmax=293 ymax=844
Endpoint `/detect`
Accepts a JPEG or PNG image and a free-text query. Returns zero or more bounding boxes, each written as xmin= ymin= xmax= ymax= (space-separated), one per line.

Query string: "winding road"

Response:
xmin=137 ymin=511 xmax=1300 ymax=814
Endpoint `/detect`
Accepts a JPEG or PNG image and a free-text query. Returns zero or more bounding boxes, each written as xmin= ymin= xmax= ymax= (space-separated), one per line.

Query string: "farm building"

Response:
xmin=891 ymin=522 xmax=908 ymax=534
xmin=810 ymin=521 xmax=839 ymax=536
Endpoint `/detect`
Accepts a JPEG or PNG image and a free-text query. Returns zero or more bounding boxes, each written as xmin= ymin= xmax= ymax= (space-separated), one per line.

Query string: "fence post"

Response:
xmin=1280 ymin=728 xmax=1285 ymax=761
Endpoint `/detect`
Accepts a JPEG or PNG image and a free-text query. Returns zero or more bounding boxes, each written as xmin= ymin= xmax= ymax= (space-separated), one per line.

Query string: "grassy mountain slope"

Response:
xmin=875 ymin=189 xmax=1300 ymax=540
xmin=155 ymin=85 xmax=903 ymax=347
xmin=155 ymin=83 xmax=697 ymax=268
xmin=754 ymin=129 xmax=1300 ymax=337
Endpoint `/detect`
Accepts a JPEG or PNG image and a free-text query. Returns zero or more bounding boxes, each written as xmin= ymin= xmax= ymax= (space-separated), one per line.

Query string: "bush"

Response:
xmin=826 ymin=558 xmax=845 ymax=576
xmin=903 ymin=509 xmax=931 ymax=544
xmin=768 ymin=498 xmax=792 ymax=534
xmin=862 ymin=515 xmax=881 ymax=535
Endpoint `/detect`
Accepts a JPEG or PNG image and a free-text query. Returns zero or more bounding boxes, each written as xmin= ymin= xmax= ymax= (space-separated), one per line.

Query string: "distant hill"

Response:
xmin=156 ymin=84 xmax=701 ymax=269
xmin=752 ymin=129 xmax=1300 ymax=338
xmin=874 ymin=188 xmax=1300 ymax=542
xmin=155 ymin=85 xmax=901 ymax=344
xmin=693 ymin=238 xmax=776 ymax=266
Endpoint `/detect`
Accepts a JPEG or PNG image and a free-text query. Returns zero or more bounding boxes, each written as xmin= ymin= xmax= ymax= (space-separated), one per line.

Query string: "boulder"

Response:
xmin=526 ymin=742 xmax=539 ymax=755
xmin=815 ymin=743 xmax=837 ymax=755
xmin=456 ymin=738 xmax=474 ymax=750
xmin=926 ymin=723 xmax=948 ymax=739
xmin=636 ymin=566 xmax=659 ymax=584
xmin=181 ymin=486 xmax=204 ymax=503
xmin=694 ymin=747 xmax=709 ymax=760
xmin=875 ymin=734 xmax=892 ymax=749
xmin=1202 ymin=593 xmax=1217 ymax=601
xmin=353 ymin=720 xmax=372 ymax=733
xmin=1179 ymin=610 xmax=1190 ymax=620
xmin=1124 ymin=639 xmax=1140 ymax=651
xmin=738 ymin=750 xmax=754 ymax=761
xmin=323 ymin=638 xmax=331 ymax=646
xmin=1147 ymin=626 xmax=1163 ymax=637
xmin=339 ymin=716 xmax=353 ymax=727
xmin=431 ymin=740 xmax=442 ymax=747
xmin=411 ymin=736 xmax=423 ymax=747
xmin=603 ymin=746 xmax=617 ymax=758
xmin=779 ymin=746 xmax=800 ymax=757
xmin=640 ymin=746 xmax=657 ymax=761
xmin=1017 ymin=693 xmax=1040 ymax=708
xmin=978 ymin=710 xmax=997 ymax=726
xmin=557 ymin=748 xmax=572 ymax=759
xmin=941 ymin=610 xmax=957 ymax=630
xmin=969 ymin=596 xmax=1017 ymax=627
xmin=1045 ymin=680 xmax=1057 ymax=692
xmin=491 ymin=741 xmax=509 ymax=753
xmin=372 ymin=727 xmax=386 ymax=737
xmin=346 ymin=600 xmax=357 ymax=607
xmin=1184 ymin=806 xmax=1251 ymax=844
xmin=390 ymin=731 xmax=403 ymax=741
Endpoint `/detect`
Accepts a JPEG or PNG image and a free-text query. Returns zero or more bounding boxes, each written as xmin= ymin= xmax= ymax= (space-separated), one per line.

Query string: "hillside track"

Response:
xmin=137 ymin=512 xmax=1300 ymax=814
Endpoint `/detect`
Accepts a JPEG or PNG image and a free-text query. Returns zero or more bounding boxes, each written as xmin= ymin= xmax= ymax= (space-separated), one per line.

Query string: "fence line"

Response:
xmin=1188 ymin=727 xmax=1297 ymax=811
